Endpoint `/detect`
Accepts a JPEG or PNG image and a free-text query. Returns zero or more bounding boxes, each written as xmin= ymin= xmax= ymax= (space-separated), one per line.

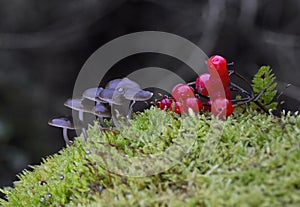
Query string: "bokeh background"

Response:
xmin=0 ymin=0 xmax=299 ymax=188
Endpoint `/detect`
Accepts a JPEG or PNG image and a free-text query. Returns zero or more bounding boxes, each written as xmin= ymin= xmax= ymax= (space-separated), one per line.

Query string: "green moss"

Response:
xmin=1 ymin=107 xmax=300 ymax=207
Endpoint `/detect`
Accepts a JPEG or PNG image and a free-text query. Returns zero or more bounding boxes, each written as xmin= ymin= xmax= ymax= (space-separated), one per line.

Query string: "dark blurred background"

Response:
xmin=0 ymin=0 xmax=299 ymax=188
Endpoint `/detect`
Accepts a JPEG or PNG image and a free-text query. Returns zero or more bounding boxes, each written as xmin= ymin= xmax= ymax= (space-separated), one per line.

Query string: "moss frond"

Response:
xmin=251 ymin=66 xmax=278 ymax=110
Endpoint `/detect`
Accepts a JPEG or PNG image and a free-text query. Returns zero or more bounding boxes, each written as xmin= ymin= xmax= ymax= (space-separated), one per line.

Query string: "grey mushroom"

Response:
xmin=91 ymin=102 xmax=111 ymax=127
xmin=98 ymin=78 xmax=153 ymax=127
xmin=65 ymin=98 xmax=112 ymax=132
xmin=48 ymin=78 xmax=153 ymax=143
xmin=105 ymin=78 xmax=140 ymax=90
xmin=82 ymin=87 xmax=104 ymax=102
xmin=92 ymin=102 xmax=111 ymax=117
xmin=64 ymin=98 xmax=90 ymax=140
xmin=64 ymin=98 xmax=92 ymax=116
xmin=82 ymin=88 xmax=113 ymax=127
xmin=98 ymin=88 xmax=124 ymax=105
xmin=123 ymin=88 xmax=153 ymax=101
xmin=105 ymin=78 xmax=123 ymax=89
xmin=98 ymin=78 xmax=153 ymax=104
xmin=48 ymin=116 xmax=75 ymax=146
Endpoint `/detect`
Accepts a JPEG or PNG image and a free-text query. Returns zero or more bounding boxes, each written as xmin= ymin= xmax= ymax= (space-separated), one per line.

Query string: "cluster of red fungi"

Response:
xmin=157 ymin=55 xmax=234 ymax=118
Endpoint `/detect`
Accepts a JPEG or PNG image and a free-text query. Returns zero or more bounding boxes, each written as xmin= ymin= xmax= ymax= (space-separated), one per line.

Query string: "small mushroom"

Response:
xmin=48 ymin=77 xmax=153 ymax=140
xmin=65 ymin=98 xmax=112 ymax=131
xmin=82 ymin=88 xmax=112 ymax=126
xmin=98 ymin=88 xmax=124 ymax=105
xmin=98 ymin=78 xmax=153 ymax=127
xmin=64 ymin=98 xmax=90 ymax=140
xmin=48 ymin=116 xmax=75 ymax=146
xmin=98 ymin=79 xmax=153 ymax=104
xmin=64 ymin=98 xmax=93 ymax=117
xmin=105 ymin=78 xmax=140 ymax=89
xmin=92 ymin=102 xmax=111 ymax=117
xmin=123 ymin=88 xmax=153 ymax=101
xmin=91 ymin=102 xmax=111 ymax=127
xmin=105 ymin=78 xmax=123 ymax=89
xmin=82 ymin=87 xmax=104 ymax=102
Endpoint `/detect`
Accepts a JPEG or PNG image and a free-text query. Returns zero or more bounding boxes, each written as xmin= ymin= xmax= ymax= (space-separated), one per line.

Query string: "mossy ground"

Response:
xmin=1 ymin=107 xmax=300 ymax=207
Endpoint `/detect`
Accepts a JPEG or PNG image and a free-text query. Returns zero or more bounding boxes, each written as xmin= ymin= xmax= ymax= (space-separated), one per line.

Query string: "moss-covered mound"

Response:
xmin=1 ymin=107 xmax=300 ymax=207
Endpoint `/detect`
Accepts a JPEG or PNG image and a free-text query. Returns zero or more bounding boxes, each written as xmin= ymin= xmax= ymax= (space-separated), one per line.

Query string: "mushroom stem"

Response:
xmin=111 ymin=104 xmax=121 ymax=128
xmin=78 ymin=111 xmax=88 ymax=141
xmin=48 ymin=116 xmax=75 ymax=147
xmin=62 ymin=128 xmax=70 ymax=146
xmin=81 ymin=128 xmax=88 ymax=141
xmin=79 ymin=111 xmax=84 ymax=121
xmin=127 ymin=100 xmax=136 ymax=119
xmin=111 ymin=99 xmax=131 ymax=128
xmin=97 ymin=116 xmax=105 ymax=127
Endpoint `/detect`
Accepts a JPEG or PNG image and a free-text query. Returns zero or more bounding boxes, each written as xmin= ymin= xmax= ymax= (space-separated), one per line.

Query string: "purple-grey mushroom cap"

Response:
xmin=105 ymin=78 xmax=123 ymax=89
xmin=92 ymin=102 xmax=111 ymax=117
xmin=98 ymin=88 xmax=124 ymax=105
xmin=124 ymin=88 xmax=153 ymax=101
xmin=64 ymin=98 xmax=93 ymax=112
xmin=99 ymin=87 xmax=153 ymax=103
xmin=106 ymin=78 xmax=141 ymax=89
xmin=99 ymin=78 xmax=153 ymax=104
xmin=82 ymin=87 xmax=104 ymax=102
xmin=48 ymin=116 xmax=75 ymax=129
